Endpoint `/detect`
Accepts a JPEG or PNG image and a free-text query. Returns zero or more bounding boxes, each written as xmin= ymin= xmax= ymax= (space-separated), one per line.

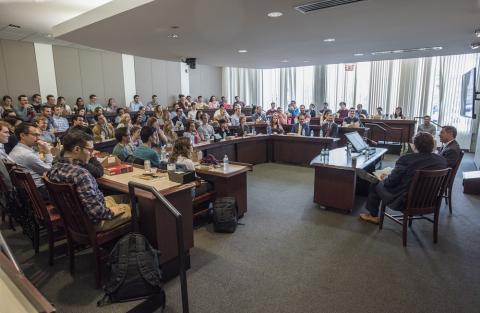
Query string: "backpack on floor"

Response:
xmin=213 ymin=197 xmax=238 ymax=233
xmin=97 ymin=233 xmax=165 ymax=309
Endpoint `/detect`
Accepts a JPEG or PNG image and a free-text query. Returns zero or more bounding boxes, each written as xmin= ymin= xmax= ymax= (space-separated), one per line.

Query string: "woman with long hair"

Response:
xmin=208 ymin=96 xmax=219 ymax=109
xmin=163 ymin=120 xmax=178 ymax=143
xmin=146 ymin=116 xmax=168 ymax=144
xmin=394 ymin=107 xmax=405 ymax=119
xmin=117 ymin=113 xmax=132 ymax=130
xmin=238 ymin=114 xmax=250 ymax=136
xmin=105 ymin=98 xmax=117 ymax=113
xmin=169 ymin=137 xmax=195 ymax=171
xmin=183 ymin=120 xmax=201 ymax=144
xmin=74 ymin=97 xmax=85 ymax=112
xmin=270 ymin=113 xmax=284 ymax=134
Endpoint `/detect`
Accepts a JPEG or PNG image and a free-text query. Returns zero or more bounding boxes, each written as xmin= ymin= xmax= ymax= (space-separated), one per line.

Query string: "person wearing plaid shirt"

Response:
xmin=47 ymin=131 xmax=131 ymax=231
xmin=52 ymin=105 xmax=70 ymax=132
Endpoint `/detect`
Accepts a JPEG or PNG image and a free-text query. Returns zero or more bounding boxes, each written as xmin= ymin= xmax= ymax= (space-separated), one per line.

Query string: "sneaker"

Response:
xmin=359 ymin=213 xmax=380 ymax=225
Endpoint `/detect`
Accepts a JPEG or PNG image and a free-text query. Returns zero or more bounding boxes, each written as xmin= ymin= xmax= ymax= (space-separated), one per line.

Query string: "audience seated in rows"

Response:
xmin=356 ymin=104 xmax=368 ymax=118
xmin=183 ymin=120 xmax=201 ymax=144
xmin=214 ymin=104 xmax=230 ymax=123
xmin=172 ymin=107 xmax=188 ymax=129
xmin=36 ymin=116 xmax=56 ymax=143
xmin=105 ymin=98 xmax=118 ymax=113
xmin=299 ymin=105 xmax=311 ymax=124
xmin=287 ymin=100 xmax=300 ymax=119
xmin=230 ymin=105 xmax=242 ymax=126
xmin=233 ymin=96 xmax=245 ymax=108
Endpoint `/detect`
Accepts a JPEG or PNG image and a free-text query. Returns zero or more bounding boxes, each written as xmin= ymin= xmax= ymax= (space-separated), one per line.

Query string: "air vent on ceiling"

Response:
xmin=295 ymin=0 xmax=368 ymax=14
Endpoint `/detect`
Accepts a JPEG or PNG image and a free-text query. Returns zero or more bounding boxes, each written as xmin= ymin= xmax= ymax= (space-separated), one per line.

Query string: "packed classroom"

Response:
xmin=1 ymin=1 xmax=480 ymax=312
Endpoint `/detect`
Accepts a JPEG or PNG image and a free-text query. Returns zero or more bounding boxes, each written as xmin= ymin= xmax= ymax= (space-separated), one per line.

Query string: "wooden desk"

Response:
xmin=195 ymin=163 xmax=252 ymax=217
xmin=97 ymin=168 xmax=195 ymax=280
xmin=193 ymin=135 xmax=338 ymax=165
xmin=310 ymin=147 xmax=388 ymax=213
xmin=361 ymin=119 xmax=416 ymax=143
xmin=93 ymin=139 xmax=117 ymax=153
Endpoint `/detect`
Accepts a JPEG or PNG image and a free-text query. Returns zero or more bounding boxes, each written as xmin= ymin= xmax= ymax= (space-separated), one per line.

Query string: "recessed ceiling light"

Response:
xmin=238 ymin=50 xmax=248 ymax=53
xmin=371 ymin=46 xmax=443 ymax=55
xmin=168 ymin=34 xmax=179 ymax=39
xmin=280 ymin=60 xmax=289 ymax=63
xmin=354 ymin=53 xmax=364 ymax=56
xmin=324 ymin=38 xmax=335 ymax=42
xmin=267 ymin=12 xmax=283 ymax=18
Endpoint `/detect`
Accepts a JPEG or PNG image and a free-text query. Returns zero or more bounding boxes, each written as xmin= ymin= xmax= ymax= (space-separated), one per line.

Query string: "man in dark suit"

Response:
xmin=291 ymin=114 xmax=310 ymax=136
xmin=321 ymin=111 xmax=339 ymax=137
xmin=360 ymin=132 xmax=447 ymax=224
xmin=439 ymin=126 xmax=461 ymax=168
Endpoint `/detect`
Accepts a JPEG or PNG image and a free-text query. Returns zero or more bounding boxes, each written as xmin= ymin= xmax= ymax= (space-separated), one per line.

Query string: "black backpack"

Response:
xmin=97 ymin=233 xmax=165 ymax=309
xmin=213 ymin=197 xmax=238 ymax=233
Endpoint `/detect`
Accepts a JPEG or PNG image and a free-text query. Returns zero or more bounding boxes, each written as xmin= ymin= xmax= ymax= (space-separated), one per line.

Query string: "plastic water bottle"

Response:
xmin=267 ymin=125 xmax=272 ymax=135
xmin=160 ymin=146 xmax=166 ymax=161
xmin=301 ymin=128 xmax=305 ymax=136
xmin=320 ymin=128 xmax=324 ymax=137
xmin=320 ymin=149 xmax=325 ymax=162
xmin=223 ymin=154 xmax=229 ymax=172
xmin=310 ymin=129 xmax=314 ymax=137
xmin=252 ymin=127 xmax=256 ymax=135
xmin=222 ymin=132 xmax=226 ymax=140
xmin=144 ymin=160 xmax=151 ymax=172
xmin=325 ymin=148 xmax=330 ymax=163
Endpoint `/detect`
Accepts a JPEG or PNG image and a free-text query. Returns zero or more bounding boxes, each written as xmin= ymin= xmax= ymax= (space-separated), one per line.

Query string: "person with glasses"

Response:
xmin=9 ymin=122 xmax=53 ymax=195
xmin=47 ymin=131 xmax=131 ymax=231
xmin=92 ymin=113 xmax=115 ymax=142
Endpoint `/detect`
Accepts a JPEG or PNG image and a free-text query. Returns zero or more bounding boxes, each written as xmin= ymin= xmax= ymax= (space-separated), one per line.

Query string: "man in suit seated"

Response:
xmin=438 ymin=126 xmax=461 ymax=168
xmin=92 ymin=113 xmax=115 ymax=141
xmin=359 ymin=132 xmax=447 ymax=224
xmin=321 ymin=111 xmax=339 ymax=137
xmin=291 ymin=114 xmax=310 ymax=136
xmin=342 ymin=108 xmax=361 ymax=127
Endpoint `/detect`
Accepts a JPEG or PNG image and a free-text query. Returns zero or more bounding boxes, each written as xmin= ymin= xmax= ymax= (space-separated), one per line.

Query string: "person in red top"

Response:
xmin=336 ymin=102 xmax=349 ymax=119
xmin=266 ymin=102 xmax=277 ymax=116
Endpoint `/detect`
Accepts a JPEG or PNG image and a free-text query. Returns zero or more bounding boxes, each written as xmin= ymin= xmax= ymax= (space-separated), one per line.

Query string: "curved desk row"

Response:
xmin=193 ymin=134 xmax=339 ymax=165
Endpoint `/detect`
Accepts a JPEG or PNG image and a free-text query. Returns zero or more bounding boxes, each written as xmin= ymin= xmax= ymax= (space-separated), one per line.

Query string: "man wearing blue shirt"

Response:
xmin=86 ymin=94 xmax=103 ymax=113
xmin=133 ymin=126 xmax=161 ymax=167
xmin=129 ymin=95 xmax=143 ymax=112
xmin=15 ymin=95 xmax=35 ymax=122
xmin=287 ymin=100 xmax=300 ymax=119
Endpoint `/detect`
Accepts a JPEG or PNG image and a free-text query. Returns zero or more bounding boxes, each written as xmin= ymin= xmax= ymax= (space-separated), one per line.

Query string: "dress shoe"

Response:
xmin=359 ymin=213 xmax=380 ymax=225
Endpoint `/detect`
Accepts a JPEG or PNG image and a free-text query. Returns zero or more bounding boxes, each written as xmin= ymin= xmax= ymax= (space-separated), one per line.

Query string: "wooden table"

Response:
xmin=97 ymin=168 xmax=196 ymax=280
xmin=310 ymin=147 xmax=388 ymax=213
xmin=195 ymin=163 xmax=252 ymax=217
xmin=193 ymin=134 xmax=338 ymax=165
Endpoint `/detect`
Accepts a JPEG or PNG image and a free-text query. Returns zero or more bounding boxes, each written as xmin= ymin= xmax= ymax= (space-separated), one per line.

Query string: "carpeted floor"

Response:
xmin=2 ymin=153 xmax=480 ymax=313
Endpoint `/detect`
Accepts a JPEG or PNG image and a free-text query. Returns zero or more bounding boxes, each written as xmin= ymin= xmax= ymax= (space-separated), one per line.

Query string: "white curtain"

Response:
xmin=222 ymin=53 xmax=480 ymax=149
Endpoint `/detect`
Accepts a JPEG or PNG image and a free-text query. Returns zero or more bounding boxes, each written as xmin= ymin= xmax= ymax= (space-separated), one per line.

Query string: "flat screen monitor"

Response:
xmin=345 ymin=131 xmax=368 ymax=152
xmin=460 ymin=68 xmax=476 ymax=119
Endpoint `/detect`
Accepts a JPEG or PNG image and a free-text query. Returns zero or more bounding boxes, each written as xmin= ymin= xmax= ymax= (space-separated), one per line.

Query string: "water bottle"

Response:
xmin=252 ymin=127 xmax=256 ymax=135
xmin=222 ymin=132 xmax=226 ymax=140
xmin=144 ymin=160 xmax=151 ymax=172
xmin=301 ymin=128 xmax=305 ymax=136
xmin=325 ymin=148 xmax=330 ymax=163
xmin=310 ymin=129 xmax=314 ymax=137
xmin=320 ymin=149 xmax=325 ymax=162
xmin=223 ymin=154 xmax=229 ymax=172
xmin=320 ymin=128 xmax=324 ymax=137
xmin=347 ymin=143 xmax=352 ymax=157
xmin=267 ymin=125 xmax=272 ymax=135
xmin=160 ymin=146 xmax=166 ymax=161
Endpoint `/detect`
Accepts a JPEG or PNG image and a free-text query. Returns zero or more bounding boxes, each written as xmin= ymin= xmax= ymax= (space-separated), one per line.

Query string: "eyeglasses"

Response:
xmin=81 ymin=146 xmax=95 ymax=153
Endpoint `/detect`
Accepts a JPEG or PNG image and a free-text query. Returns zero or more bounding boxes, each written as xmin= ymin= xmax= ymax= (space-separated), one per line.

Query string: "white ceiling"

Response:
xmin=0 ymin=0 xmax=112 ymax=48
xmin=2 ymin=0 xmax=480 ymax=68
